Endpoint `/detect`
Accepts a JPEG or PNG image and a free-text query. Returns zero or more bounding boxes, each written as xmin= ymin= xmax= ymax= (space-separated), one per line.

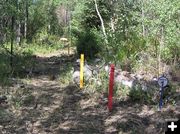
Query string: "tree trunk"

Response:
xmin=10 ymin=16 xmax=14 ymax=68
xmin=24 ymin=0 xmax=28 ymax=39
xmin=24 ymin=17 xmax=27 ymax=38
xmin=94 ymin=0 xmax=108 ymax=44
xmin=16 ymin=21 xmax=21 ymax=45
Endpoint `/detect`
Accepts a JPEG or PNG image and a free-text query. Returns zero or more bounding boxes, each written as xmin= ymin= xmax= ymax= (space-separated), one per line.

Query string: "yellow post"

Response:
xmin=80 ymin=54 xmax=84 ymax=88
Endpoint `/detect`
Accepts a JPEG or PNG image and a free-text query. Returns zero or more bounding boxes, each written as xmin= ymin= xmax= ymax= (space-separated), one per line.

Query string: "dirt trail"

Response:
xmin=0 ymin=51 xmax=179 ymax=134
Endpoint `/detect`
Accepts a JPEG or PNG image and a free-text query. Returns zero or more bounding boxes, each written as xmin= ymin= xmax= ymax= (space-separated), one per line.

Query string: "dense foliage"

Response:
xmin=0 ymin=0 xmax=179 ymax=71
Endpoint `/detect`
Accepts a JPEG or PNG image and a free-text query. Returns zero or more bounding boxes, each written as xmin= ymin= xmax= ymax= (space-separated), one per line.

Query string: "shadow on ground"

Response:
xmin=0 ymin=49 xmax=76 ymax=86
xmin=1 ymin=50 xmax=180 ymax=134
xmin=1 ymin=82 xmax=180 ymax=134
xmin=41 ymin=85 xmax=106 ymax=134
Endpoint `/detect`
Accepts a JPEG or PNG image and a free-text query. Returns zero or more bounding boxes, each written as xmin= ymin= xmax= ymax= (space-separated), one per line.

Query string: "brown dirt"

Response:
xmin=0 ymin=51 xmax=179 ymax=134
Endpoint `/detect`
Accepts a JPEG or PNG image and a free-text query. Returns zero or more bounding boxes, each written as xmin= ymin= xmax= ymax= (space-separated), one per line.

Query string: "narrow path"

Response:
xmin=0 ymin=51 xmax=179 ymax=134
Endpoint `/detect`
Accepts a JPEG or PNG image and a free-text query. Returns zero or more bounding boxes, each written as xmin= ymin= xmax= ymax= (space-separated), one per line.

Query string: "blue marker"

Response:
xmin=158 ymin=75 xmax=168 ymax=110
xmin=159 ymin=84 xmax=164 ymax=110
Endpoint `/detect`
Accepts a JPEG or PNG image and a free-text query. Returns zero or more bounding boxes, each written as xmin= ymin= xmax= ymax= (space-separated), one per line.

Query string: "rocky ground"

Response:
xmin=0 ymin=51 xmax=179 ymax=134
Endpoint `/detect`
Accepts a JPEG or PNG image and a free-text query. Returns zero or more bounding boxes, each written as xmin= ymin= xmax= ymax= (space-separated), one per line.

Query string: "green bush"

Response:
xmin=129 ymin=89 xmax=149 ymax=103
xmin=76 ymin=30 xmax=101 ymax=59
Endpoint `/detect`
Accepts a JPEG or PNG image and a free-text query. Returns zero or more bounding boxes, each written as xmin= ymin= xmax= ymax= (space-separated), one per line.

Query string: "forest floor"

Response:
xmin=0 ymin=49 xmax=179 ymax=134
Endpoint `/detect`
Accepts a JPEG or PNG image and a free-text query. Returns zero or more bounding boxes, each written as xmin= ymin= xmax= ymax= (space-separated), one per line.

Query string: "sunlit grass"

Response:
xmin=58 ymin=63 xmax=73 ymax=87
xmin=23 ymin=43 xmax=63 ymax=55
xmin=0 ymin=42 xmax=63 ymax=85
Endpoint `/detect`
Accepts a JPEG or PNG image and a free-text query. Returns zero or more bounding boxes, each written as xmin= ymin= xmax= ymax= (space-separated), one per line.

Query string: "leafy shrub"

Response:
xmin=114 ymin=84 xmax=130 ymax=100
xmin=129 ymin=88 xmax=153 ymax=104
xmin=82 ymin=0 xmax=111 ymax=29
xmin=0 ymin=49 xmax=12 ymax=85
xmin=76 ymin=30 xmax=101 ymax=59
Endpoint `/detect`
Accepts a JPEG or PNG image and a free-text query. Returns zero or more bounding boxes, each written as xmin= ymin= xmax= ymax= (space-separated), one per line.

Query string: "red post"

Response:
xmin=108 ymin=64 xmax=115 ymax=111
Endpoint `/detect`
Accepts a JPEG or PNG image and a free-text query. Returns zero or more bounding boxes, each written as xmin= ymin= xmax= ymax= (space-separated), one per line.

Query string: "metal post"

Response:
xmin=158 ymin=75 xmax=168 ymax=111
xmin=159 ymin=86 xmax=164 ymax=110
xmin=159 ymin=82 xmax=164 ymax=110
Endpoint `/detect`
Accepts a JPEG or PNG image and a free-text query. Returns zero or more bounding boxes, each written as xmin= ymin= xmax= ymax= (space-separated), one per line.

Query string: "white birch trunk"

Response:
xmin=94 ymin=0 xmax=108 ymax=44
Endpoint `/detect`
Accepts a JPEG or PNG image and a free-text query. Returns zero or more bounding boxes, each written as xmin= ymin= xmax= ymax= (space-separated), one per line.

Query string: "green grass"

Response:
xmin=58 ymin=63 xmax=73 ymax=86
xmin=0 ymin=48 xmax=11 ymax=85
xmin=0 ymin=42 xmax=63 ymax=85
xmin=22 ymin=43 xmax=63 ymax=55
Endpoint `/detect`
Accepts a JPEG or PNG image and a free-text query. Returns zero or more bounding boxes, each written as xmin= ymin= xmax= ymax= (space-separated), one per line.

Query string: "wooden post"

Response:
xmin=108 ymin=64 xmax=115 ymax=111
xmin=80 ymin=54 xmax=84 ymax=89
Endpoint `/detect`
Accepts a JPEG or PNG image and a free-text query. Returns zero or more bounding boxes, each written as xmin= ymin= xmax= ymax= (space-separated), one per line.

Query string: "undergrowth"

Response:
xmin=0 ymin=42 xmax=63 ymax=86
